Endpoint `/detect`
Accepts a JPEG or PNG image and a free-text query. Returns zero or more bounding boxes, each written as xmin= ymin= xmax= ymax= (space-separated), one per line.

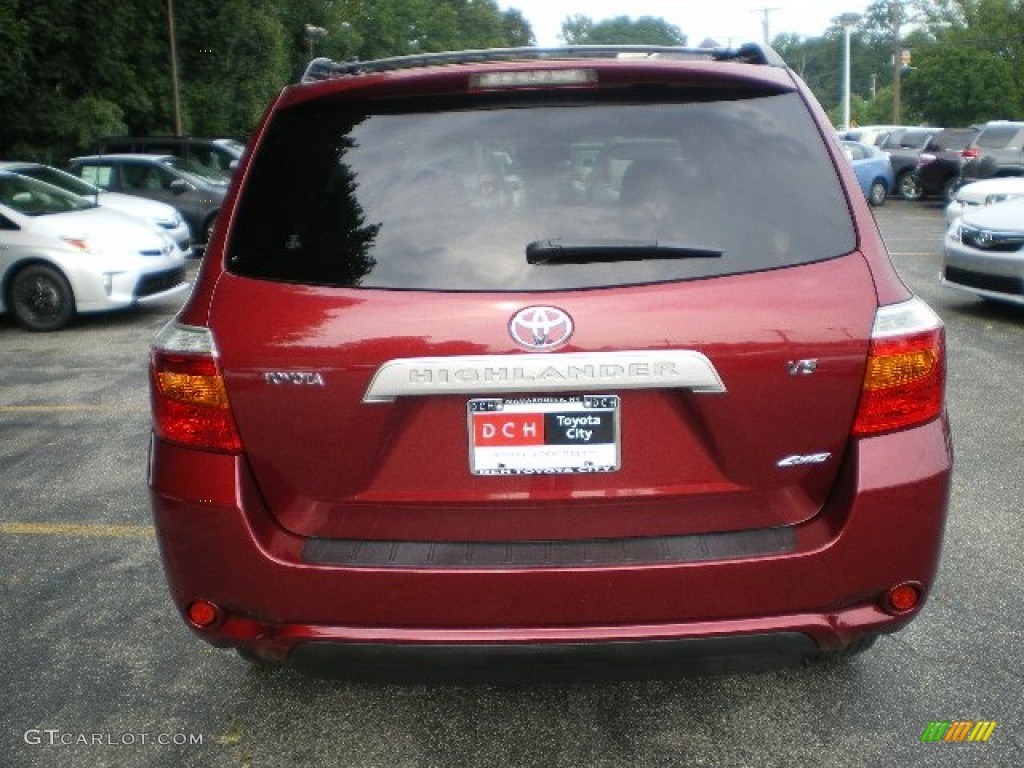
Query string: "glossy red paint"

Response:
xmin=150 ymin=418 xmax=950 ymax=655
xmin=207 ymin=253 xmax=875 ymax=541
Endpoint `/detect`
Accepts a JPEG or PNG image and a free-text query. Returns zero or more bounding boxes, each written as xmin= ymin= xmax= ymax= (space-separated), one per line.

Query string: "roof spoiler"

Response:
xmin=298 ymin=43 xmax=785 ymax=84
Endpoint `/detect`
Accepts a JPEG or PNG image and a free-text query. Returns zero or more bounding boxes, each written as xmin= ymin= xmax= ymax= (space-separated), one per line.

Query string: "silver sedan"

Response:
xmin=945 ymin=176 xmax=1024 ymax=225
xmin=943 ymin=196 xmax=1024 ymax=305
xmin=0 ymin=172 xmax=188 ymax=330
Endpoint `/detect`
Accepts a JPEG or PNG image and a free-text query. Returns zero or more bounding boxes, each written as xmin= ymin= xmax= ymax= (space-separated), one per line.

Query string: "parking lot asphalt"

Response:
xmin=1 ymin=203 xmax=1022 ymax=768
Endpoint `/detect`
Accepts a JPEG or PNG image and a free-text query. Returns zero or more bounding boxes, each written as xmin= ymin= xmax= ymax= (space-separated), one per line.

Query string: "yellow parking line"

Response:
xmin=0 ymin=405 xmax=148 ymax=413
xmin=0 ymin=522 xmax=154 ymax=538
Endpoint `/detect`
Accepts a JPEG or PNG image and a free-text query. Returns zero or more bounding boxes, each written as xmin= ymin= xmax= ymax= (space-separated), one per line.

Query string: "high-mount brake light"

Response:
xmin=470 ymin=69 xmax=598 ymax=90
xmin=852 ymin=298 xmax=945 ymax=437
xmin=150 ymin=323 xmax=242 ymax=453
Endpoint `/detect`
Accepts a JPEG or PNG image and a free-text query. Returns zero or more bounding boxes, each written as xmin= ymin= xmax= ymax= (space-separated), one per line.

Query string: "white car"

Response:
xmin=945 ymin=176 xmax=1024 ymax=225
xmin=0 ymin=171 xmax=188 ymax=330
xmin=0 ymin=161 xmax=193 ymax=257
xmin=943 ymin=196 xmax=1024 ymax=305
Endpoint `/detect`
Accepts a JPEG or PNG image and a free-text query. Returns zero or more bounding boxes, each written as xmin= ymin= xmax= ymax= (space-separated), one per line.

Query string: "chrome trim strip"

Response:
xmin=363 ymin=350 xmax=726 ymax=403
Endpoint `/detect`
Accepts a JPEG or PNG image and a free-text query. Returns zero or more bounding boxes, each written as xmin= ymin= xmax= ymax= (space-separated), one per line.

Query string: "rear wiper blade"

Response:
xmin=526 ymin=239 xmax=723 ymax=264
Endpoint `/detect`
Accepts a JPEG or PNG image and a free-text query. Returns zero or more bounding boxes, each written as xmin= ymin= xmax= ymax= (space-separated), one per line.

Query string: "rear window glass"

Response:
xmin=928 ymin=129 xmax=978 ymax=151
xmin=976 ymin=125 xmax=1022 ymax=148
xmin=229 ymin=90 xmax=855 ymax=291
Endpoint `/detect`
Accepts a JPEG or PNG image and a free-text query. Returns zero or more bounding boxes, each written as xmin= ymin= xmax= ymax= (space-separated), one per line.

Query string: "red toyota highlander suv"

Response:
xmin=148 ymin=45 xmax=952 ymax=680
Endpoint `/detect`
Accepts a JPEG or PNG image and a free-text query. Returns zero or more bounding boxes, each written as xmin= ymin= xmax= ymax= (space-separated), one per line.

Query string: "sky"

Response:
xmin=498 ymin=1 xmax=872 ymax=48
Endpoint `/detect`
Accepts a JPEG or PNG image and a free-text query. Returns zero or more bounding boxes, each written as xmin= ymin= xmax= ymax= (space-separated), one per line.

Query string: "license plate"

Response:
xmin=467 ymin=395 xmax=620 ymax=476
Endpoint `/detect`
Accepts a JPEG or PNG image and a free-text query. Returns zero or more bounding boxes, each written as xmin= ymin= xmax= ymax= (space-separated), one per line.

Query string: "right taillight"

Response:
xmin=852 ymin=298 xmax=946 ymax=437
xmin=961 ymin=148 xmax=980 ymax=160
xmin=150 ymin=322 xmax=242 ymax=453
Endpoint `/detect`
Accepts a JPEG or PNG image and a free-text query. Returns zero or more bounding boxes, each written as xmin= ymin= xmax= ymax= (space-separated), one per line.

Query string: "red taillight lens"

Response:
xmin=150 ymin=323 xmax=242 ymax=453
xmin=852 ymin=298 xmax=945 ymax=437
xmin=961 ymin=148 xmax=980 ymax=160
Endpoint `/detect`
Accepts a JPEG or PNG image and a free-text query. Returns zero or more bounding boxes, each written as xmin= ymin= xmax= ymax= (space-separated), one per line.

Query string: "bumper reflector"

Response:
xmin=885 ymin=583 xmax=921 ymax=614
xmin=187 ymin=600 xmax=220 ymax=628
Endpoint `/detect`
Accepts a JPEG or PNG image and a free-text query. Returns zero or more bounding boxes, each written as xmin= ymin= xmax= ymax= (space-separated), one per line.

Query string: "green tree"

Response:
xmin=560 ymin=15 xmax=686 ymax=46
xmin=336 ymin=0 xmax=529 ymax=60
xmin=774 ymin=33 xmax=843 ymax=115
xmin=174 ymin=0 xmax=291 ymax=136
xmin=502 ymin=8 xmax=535 ymax=47
xmin=0 ymin=0 xmax=166 ymax=160
xmin=903 ymin=44 xmax=1019 ymax=124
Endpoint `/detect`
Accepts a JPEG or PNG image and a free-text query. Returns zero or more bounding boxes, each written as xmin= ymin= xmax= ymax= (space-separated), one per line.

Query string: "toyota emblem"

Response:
xmin=509 ymin=306 xmax=574 ymax=351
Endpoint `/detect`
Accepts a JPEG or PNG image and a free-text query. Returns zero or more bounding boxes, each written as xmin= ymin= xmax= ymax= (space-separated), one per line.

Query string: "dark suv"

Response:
xmin=958 ymin=121 xmax=1024 ymax=184
xmin=878 ymin=127 xmax=939 ymax=200
xmin=915 ymin=127 xmax=982 ymax=201
xmin=96 ymin=136 xmax=245 ymax=176
xmin=148 ymin=46 xmax=952 ymax=680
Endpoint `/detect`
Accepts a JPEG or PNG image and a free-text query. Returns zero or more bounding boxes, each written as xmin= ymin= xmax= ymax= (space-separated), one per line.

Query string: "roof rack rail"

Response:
xmin=298 ymin=43 xmax=784 ymax=84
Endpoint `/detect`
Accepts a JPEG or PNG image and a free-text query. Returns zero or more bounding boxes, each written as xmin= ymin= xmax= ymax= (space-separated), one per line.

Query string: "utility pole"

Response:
xmin=167 ymin=0 xmax=183 ymax=135
xmin=752 ymin=7 xmax=780 ymax=44
xmin=889 ymin=0 xmax=905 ymax=124
xmin=839 ymin=13 xmax=861 ymax=132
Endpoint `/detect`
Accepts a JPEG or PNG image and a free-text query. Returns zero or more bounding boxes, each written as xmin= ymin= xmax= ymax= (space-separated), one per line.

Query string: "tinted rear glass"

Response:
xmin=928 ymin=129 xmax=978 ymax=151
xmin=229 ymin=89 xmax=855 ymax=290
xmin=976 ymin=125 xmax=1022 ymax=148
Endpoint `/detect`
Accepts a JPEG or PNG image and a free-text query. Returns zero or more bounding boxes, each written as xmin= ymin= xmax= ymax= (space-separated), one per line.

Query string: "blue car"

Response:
xmin=842 ymin=140 xmax=894 ymax=206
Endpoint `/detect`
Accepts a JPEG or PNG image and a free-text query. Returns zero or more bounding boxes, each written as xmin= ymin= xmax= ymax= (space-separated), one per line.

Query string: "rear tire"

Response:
xmin=942 ymin=176 xmax=961 ymax=203
xmin=9 ymin=264 xmax=76 ymax=331
xmin=805 ymin=634 xmax=879 ymax=664
xmin=868 ymin=180 xmax=888 ymax=207
xmin=839 ymin=634 xmax=878 ymax=657
xmin=896 ymin=171 xmax=923 ymax=201
xmin=236 ymin=647 xmax=280 ymax=668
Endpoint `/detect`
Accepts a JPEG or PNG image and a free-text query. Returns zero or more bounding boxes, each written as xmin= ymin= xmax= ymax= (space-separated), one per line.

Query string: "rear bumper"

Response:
xmin=149 ymin=417 xmax=951 ymax=677
xmin=286 ymin=634 xmax=819 ymax=682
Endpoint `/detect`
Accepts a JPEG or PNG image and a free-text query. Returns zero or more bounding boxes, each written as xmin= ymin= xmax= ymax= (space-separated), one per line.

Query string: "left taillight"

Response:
xmin=852 ymin=297 xmax=946 ymax=437
xmin=150 ymin=322 xmax=242 ymax=453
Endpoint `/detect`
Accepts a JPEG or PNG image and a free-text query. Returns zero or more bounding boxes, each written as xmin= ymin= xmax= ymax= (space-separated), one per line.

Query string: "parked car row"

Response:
xmin=840 ymin=121 xmax=1024 ymax=204
xmin=1 ymin=137 xmax=242 ymax=330
xmin=0 ymin=161 xmax=192 ymax=256
xmin=814 ymin=121 xmax=1022 ymax=307
xmin=66 ymin=153 xmax=228 ymax=245
xmin=93 ymin=135 xmax=245 ymax=177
